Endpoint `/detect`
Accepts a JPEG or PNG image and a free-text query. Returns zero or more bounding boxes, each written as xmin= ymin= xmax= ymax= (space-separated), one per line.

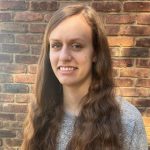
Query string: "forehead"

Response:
xmin=49 ymin=14 xmax=92 ymax=42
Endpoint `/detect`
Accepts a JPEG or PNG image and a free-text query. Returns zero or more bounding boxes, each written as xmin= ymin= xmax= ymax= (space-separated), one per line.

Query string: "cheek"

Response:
xmin=49 ymin=52 xmax=57 ymax=65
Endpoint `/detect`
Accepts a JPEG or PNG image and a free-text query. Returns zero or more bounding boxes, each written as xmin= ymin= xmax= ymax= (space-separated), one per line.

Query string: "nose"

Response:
xmin=59 ymin=45 xmax=72 ymax=61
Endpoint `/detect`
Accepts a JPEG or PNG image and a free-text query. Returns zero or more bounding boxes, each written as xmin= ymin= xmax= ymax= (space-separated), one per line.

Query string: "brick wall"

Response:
xmin=0 ymin=0 xmax=150 ymax=149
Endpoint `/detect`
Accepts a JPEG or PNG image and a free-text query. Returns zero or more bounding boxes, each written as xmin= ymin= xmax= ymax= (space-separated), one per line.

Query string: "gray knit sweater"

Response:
xmin=57 ymin=96 xmax=148 ymax=150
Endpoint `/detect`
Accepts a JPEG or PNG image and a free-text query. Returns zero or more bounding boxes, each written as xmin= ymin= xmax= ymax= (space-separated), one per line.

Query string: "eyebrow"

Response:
xmin=49 ymin=38 xmax=85 ymax=42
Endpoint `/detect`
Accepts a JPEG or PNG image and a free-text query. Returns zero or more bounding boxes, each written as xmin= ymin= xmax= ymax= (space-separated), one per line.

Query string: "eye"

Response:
xmin=72 ymin=43 xmax=82 ymax=50
xmin=50 ymin=42 xmax=62 ymax=50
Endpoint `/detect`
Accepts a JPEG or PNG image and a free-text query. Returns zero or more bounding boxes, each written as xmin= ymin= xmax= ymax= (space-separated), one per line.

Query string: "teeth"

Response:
xmin=59 ymin=66 xmax=75 ymax=71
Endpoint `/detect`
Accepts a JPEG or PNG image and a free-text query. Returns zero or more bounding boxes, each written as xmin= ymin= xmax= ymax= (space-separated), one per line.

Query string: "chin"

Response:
xmin=59 ymin=79 xmax=77 ymax=87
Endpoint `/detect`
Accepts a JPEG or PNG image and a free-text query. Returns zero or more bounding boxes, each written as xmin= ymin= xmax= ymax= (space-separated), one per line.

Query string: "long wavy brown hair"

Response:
xmin=21 ymin=4 xmax=123 ymax=150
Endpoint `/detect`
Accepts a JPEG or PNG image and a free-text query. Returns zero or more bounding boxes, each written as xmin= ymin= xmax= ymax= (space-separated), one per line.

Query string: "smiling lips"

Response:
xmin=58 ymin=66 xmax=77 ymax=74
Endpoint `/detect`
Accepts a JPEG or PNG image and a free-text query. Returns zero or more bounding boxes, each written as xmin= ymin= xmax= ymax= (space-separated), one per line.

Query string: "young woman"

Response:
xmin=21 ymin=4 xmax=148 ymax=150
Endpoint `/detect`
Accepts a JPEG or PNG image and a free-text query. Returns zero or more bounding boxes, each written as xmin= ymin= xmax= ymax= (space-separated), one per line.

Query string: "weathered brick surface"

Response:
xmin=0 ymin=74 xmax=13 ymax=83
xmin=137 ymin=14 xmax=150 ymax=25
xmin=0 ymin=94 xmax=14 ymax=102
xmin=0 ymin=13 xmax=11 ymax=21
xmin=0 ymin=0 xmax=150 ymax=148
xmin=14 ymin=74 xmax=36 ymax=83
xmin=1 ymin=44 xmax=29 ymax=53
xmin=14 ymin=11 xmax=43 ymax=22
xmin=124 ymin=2 xmax=150 ymax=12
xmin=30 ymin=45 xmax=41 ymax=55
xmin=29 ymin=23 xmax=46 ymax=33
xmin=0 ymin=34 xmax=14 ymax=43
xmin=112 ymin=59 xmax=134 ymax=67
xmin=30 ymin=1 xmax=59 ymax=11
xmin=16 ymin=34 xmax=43 ymax=44
xmin=106 ymin=14 xmax=135 ymax=24
xmin=15 ymin=55 xmax=39 ymax=64
xmin=136 ymin=38 xmax=150 ymax=47
xmin=108 ymin=37 xmax=134 ymax=46
xmin=3 ymin=84 xmax=29 ymax=93
xmin=0 ymin=23 xmax=28 ymax=33
xmin=136 ymin=59 xmax=150 ymax=68
xmin=120 ymin=48 xmax=149 ymax=57
xmin=0 ymin=1 xmax=28 ymax=10
xmin=0 ymin=64 xmax=27 ymax=73
xmin=92 ymin=2 xmax=121 ymax=12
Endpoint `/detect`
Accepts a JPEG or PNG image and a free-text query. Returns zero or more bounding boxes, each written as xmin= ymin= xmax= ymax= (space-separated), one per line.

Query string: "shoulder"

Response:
xmin=116 ymin=96 xmax=148 ymax=149
xmin=116 ymin=96 xmax=142 ymax=125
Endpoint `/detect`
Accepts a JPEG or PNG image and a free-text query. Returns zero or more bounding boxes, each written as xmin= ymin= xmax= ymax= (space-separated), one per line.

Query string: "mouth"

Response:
xmin=58 ymin=66 xmax=78 ymax=71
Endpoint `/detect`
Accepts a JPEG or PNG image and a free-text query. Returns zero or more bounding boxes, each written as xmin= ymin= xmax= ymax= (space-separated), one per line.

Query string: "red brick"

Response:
xmin=0 ymin=23 xmax=28 ymax=33
xmin=120 ymin=48 xmax=149 ymax=57
xmin=120 ymin=26 xmax=150 ymax=36
xmin=16 ymin=34 xmax=43 ymax=44
xmin=15 ymin=55 xmax=39 ymax=64
xmin=117 ymin=87 xmax=150 ymax=97
xmin=131 ymin=98 xmax=150 ymax=107
xmin=16 ymin=113 xmax=26 ymax=121
xmin=5 ymin=139 xmax=22 ymax=147
xmin=0 ymin=13 xmax=11 ymax=21
xmin=3 ymin=104 xmax=27 ymax=113
xmin=0 ymin=130 xmax=16 ymax=138
xmin=0 ymin=74 xmax=13 ymax=83
xmin=28 ymin=65 xmax=37 ymax=74
xmin=14 ymin=74 xmax=35 ymax=83
xmin=3 ymin=121 xmax=23 ymax=129
xmin=0 ymin=64 xmax=27 ymax=74
xmin=108 ymin=37 xmax=134 ymax=47
xmin=106 ymin=14 xmax=135 ymax=24
xmin=0 ymin=94 xmax=14 ymax=102
xmin=136 ymin=79 xmax=150 ymax=88
xmin=143 ymin=117 xmax=150 ymax=126
xmin=30 ymin=1 xmax=59 ymax=11
xmin=124 ymin=2 xmax=150 ymax=12
xmin=145 ymin=127 xmax=150 ymax=136
xmin=0 ymin=34 xmax=14 ymax=43
xmin=0 ymin=113 xmax=15 ymax=121
xmin=137 ymin=14 xmax=150 ymax=25
xmin=136 ymin=59 xmax=150 ymax=68
xmin=105 ymin=26 xmax=120 ymax=36
xmin=116 ymin=87 xmax=138 ymax=97
xmin=0 ymin=54 xmax=13 ymax=63
xmin=143 ymin=109 xmax=150 ymax=117
xmin=136 ymin=88 xmax=150 ymax=97
xmin=16 ymin=129 xmax=23 ymax=139
xmin=30 ymin=45 xmax=41 ymax=55
xmin=110 ymin=48 xmax=120 ymax=57
xmin=1 ymin=44 xmax=29 ymax=53
xmin=14 ymin=11 xmax=43 ymax=22
xmin=115 ymin=78 xmax=134 ymax=87
xmin=15 ymin=94 xmax=30 ymax=103
xmin=120 ymin=68 xmax=150 ymax=78
xmin=112 ymin=59 xmax=134 ymax=67
xmin=3 ymin=84 xmax=29 ymax=93
xmin=0 ymin=1 xmax=28 ymax=10
xmin=92 ymin=2 xmax=121 ymax=12
xmin=136 ymin=38 xmax=150 ymax=47
xmin=30 ymin=23 xmax=46 ymax=33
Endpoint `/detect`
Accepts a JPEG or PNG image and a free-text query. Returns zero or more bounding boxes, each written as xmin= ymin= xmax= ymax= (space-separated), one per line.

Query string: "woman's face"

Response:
xmin=49 ymin=14 xmax=95 ymax=88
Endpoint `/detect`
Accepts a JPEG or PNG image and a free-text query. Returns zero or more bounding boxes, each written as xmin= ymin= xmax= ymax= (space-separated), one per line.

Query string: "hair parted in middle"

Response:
xmin=21 ymin=4 xmax=123 ymax=150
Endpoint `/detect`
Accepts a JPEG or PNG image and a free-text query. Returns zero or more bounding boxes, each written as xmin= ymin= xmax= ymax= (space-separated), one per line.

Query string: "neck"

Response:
xmin=63 ymin=83 xmax=90 ymax=116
